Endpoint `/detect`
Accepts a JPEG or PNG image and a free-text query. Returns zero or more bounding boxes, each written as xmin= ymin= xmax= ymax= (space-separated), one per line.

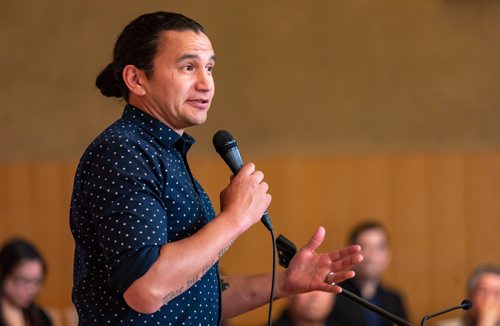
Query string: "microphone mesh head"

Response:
xmin=213 ymin=130 xmax=237 ymax=155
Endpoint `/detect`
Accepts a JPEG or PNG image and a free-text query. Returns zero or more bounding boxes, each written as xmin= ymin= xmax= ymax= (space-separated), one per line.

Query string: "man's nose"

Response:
xmin=195 ymin=70 xmax=213 ymax=91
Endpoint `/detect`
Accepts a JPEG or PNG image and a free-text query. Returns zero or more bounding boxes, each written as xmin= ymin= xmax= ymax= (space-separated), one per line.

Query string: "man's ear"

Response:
xmin=122 ymin=65 xmax=147 ymax=96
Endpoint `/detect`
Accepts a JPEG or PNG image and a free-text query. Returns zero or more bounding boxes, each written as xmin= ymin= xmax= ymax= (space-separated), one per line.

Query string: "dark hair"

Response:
xmin=347 ymin=220 xmax=390 ymax=246
xmin=0 ymin=238 xmax=48 ymax=326
xmin=95 ymin=11 xmax=205 ymax=101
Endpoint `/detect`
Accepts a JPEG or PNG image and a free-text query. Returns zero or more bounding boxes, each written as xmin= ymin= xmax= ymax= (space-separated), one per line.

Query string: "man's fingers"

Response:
xmin=327 ymin=270 xmax=356 ymax=285
xmin=302 ymin=226 xmax=326 ymax=253
xmin=252 ymin=170 xmax=264 ymax=183
xmin=330 ymin=251 xmax=363 ymax=272
xmin=328 ymin=245 xmax=362 ymax=262
xmin=237 ymin=162 xmax=256 ymax=176
xmin=234 ymin=163 xmax=266 ymax=186
xmin=260 ymin=181 xmax=269 ymax=193
xmin=318 ymin=270 xmax=356 ymax=293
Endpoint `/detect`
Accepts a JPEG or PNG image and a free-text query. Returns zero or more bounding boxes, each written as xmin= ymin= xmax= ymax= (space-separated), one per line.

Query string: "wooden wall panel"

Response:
xmin=0 ymin=151 xmax=498 ymax=325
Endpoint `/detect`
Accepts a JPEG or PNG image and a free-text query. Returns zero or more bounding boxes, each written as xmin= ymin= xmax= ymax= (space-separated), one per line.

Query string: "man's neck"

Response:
xmin=293 ymin=319 xmax=327 ymax=326
xmin=127 ymin=99 xmax=185 ymax=136
xmin=355 ymin=277 xmax=381 ymax=300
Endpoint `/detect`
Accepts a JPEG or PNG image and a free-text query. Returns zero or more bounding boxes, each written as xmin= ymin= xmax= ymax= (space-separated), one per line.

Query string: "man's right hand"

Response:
xmin=219 ymin=162 xmax=271 ymax=230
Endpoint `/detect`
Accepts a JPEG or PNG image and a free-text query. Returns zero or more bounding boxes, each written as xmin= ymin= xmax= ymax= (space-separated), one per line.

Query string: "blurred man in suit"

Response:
xmin=327 ymin=221 xmax=408 ymax=326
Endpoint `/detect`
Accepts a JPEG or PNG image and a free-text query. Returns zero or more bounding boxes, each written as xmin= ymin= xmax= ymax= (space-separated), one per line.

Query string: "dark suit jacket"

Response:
xmin=327 ymin=279 xmax=408 ymax=326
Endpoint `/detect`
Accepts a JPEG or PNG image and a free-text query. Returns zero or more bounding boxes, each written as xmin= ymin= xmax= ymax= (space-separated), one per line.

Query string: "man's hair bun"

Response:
xmin=95 ymin=63 xmax=123 ymax=98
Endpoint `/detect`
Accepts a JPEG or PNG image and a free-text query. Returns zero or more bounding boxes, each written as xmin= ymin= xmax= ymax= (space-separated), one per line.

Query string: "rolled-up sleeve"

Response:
xmin=84 ymin=138 xmax=167 ymax=292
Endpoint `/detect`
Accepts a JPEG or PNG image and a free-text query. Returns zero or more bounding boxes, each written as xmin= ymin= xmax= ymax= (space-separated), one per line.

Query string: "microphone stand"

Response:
xmin=420 ymin=300 xmax=473 ymax=326
xmin=339 ymin=288 xmax=411 ymax=326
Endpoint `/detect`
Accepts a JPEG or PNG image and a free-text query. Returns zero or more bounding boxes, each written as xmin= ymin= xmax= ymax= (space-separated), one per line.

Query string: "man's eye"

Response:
xmin=206 ymin=65 xmax=214 ymax=72
xmin=184 ymin=65 xmax=194 ymax=71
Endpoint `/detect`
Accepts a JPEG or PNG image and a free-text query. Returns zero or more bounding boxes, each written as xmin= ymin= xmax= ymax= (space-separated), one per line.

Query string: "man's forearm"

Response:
xmin=123 ymin=213 xmax=244 ymax=313
xmin=220 ymin=271 xmax=289 ymax=319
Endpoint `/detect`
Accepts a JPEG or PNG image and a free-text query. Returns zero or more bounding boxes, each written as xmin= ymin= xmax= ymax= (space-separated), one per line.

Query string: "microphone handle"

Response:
xmin=339 ymin=288 xmax=411 ymax=326
xmin=222 ymin=148 xmax=273 ymax=231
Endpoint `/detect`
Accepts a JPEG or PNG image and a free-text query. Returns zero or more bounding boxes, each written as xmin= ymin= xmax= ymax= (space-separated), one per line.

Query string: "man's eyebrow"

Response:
xmin=176 ymin=53 xmax=216 ymax=63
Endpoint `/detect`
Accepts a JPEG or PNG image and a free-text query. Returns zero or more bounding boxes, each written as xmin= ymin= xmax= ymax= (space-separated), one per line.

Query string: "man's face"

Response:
xmin=289 ymin=291 xmax=335 ymax=323
xmin=469 ymin=273 xmax=500 ymax=314
xmin=354 ymin=228 xmax=391 ymax=281
xmin=137 ymin=30 xmax=215 ymax=134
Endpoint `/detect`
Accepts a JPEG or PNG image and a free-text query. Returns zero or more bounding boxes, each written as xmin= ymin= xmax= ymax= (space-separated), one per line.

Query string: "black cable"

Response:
xmin=267 ymin=228 xmax=277 ymax=326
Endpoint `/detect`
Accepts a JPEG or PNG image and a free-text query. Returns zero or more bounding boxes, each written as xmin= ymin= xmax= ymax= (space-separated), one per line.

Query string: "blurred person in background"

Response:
xmin=327 ymin=221 xmax=408 ymax=326
xmin=273 ymin=290 xmax=336 ymax=326
xmin=437 ymin=265 xmax=500 ymax=326
xmin=0 ymin=238 xmax=52 ymax=326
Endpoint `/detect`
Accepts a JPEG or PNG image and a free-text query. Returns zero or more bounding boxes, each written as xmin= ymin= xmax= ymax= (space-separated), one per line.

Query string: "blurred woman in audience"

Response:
xmin=0 ymin=238 xmax=52 ymax=326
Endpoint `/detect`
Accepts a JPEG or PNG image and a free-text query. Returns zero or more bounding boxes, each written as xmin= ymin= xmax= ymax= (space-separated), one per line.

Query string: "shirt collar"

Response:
xmin=122 ymin=104 xmax=195 ymax=156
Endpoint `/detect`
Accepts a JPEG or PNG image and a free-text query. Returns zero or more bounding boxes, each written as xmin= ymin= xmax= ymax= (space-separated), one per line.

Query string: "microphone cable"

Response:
xmin=212 ymin=130 xmax=276 ymax=325
xmin=266 ymin=227 xmax=277 ymax=326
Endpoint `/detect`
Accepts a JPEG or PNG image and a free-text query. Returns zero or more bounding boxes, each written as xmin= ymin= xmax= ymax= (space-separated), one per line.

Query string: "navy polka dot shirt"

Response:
xmin=70 ymin=104 xmax=221 ymax=325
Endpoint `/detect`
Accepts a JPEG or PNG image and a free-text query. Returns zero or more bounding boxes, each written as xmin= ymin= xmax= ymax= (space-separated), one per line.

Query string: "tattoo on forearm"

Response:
xmin=218 ymin=244 xmax=231 ymax=259
xmin=163 ymin=286 xmax=184 ymax=303
xmin=186 ymin=263 xmax=212 ymax=287
xmin=164 ymin=244 xmax=232 ymax=303
xmin=221 ymin=278 xmax=230 ymax=292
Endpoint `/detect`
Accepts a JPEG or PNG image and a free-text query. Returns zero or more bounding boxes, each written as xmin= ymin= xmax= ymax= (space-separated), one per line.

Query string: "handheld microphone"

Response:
xmin=212 ymin=130 xmax=273 ymax=231
xmin=421 ymin=299 xmax=472 ymax=326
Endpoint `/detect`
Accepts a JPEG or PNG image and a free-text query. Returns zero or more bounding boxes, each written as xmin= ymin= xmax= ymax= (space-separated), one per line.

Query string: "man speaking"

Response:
xmin=70 ymin=11 xmax=363 ymax=325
